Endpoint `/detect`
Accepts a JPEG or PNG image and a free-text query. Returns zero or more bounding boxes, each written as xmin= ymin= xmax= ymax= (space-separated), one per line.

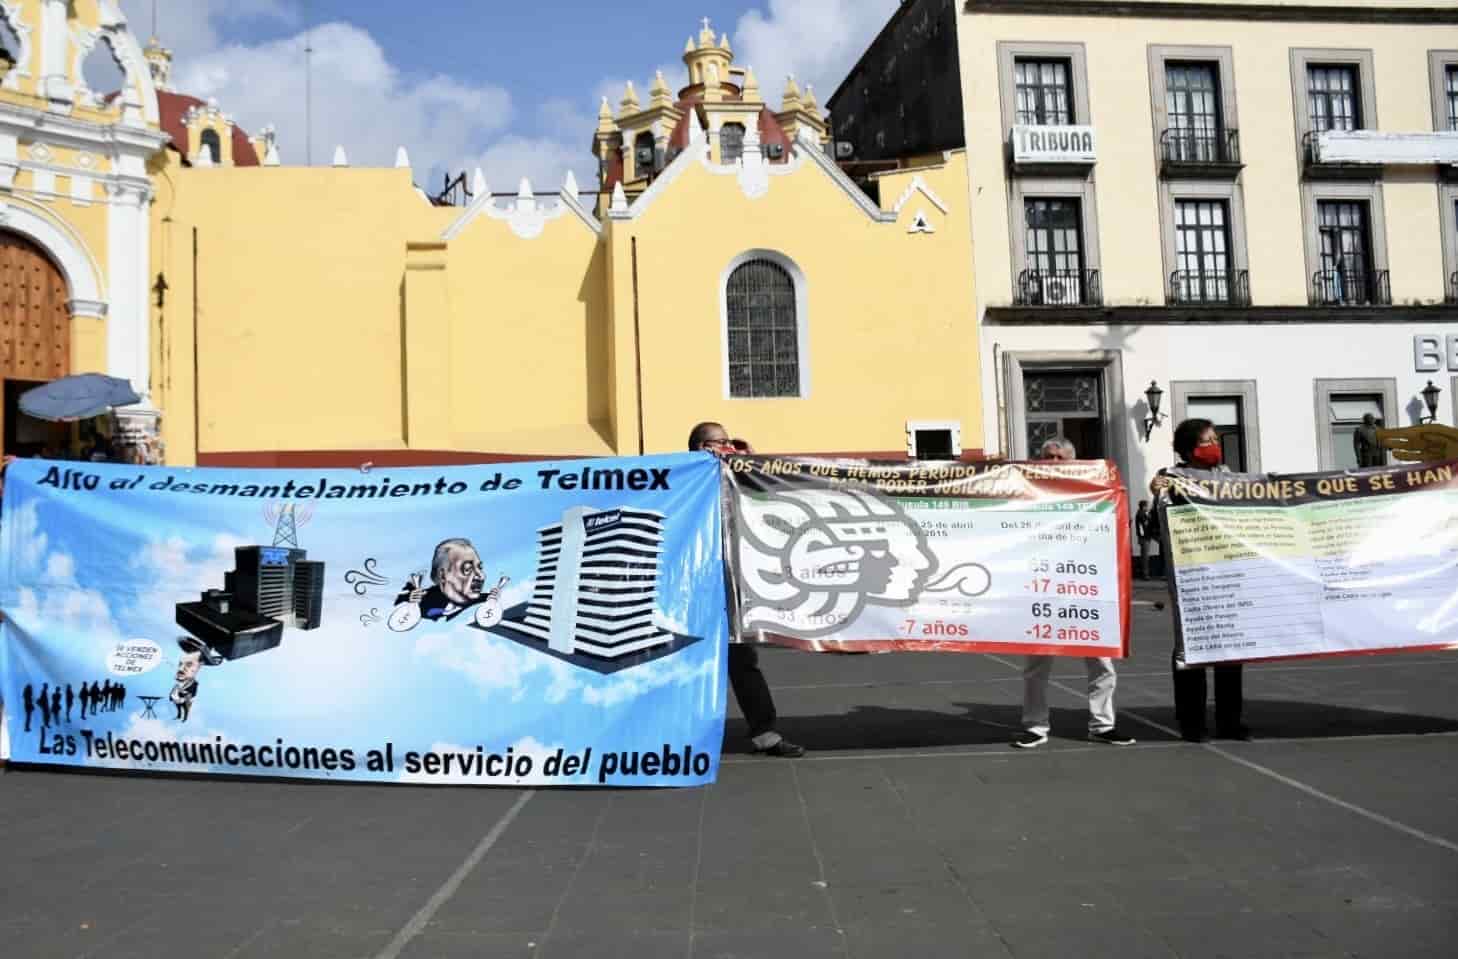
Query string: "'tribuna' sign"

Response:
xmin=1012 ymin=124 xmax=1097 ymax=165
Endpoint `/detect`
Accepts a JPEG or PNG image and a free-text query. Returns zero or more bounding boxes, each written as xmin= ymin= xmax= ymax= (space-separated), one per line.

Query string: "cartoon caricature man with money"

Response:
xmin=388 ymin=538 xmax=507 ymax=632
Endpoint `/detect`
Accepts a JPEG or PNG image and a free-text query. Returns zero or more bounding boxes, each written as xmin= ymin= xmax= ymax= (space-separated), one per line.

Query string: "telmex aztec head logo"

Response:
xmin=735 ymin=488 xmax=939 ymax=636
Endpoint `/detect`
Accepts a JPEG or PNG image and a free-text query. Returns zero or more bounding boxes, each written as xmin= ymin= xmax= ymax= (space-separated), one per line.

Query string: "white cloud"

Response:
xmin=413 ymin=629 xmax=579 ymax=704
xmin=10 ymin=502 xmax=48 ymax=570
xmin=476 ymin=135 xmax=591 ymax=196
xmin=133 ymin=532 xmax=247 ymax=617
xmin=119 ymin=0 xmax=299 ymax=62
xmin=3 ymin=505 xmax=121 ymax=640
xmin=580 ymin=650 xmax=720 ymax=709
xmin=733 ymin=0 xmax=901 ymax=109
xmin=170 ymin=22 xmax=513 ymax=179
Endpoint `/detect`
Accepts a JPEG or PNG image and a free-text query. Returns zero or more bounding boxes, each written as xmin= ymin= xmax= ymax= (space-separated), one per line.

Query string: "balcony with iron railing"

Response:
xmin=1310 ymin=268 xmax=1391 ymax=307
xmin=1160 ymin=129 xmax=1242 ymax=177
xmin=1014 ymin=269 xmax=1102 ymax=307
xmin=1169 ymin=270 xmax=1251 ymax=306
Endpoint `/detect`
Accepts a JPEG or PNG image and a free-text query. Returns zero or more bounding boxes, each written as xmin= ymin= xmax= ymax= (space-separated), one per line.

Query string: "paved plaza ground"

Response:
xmin=3 ymin=584 xmax=1456 ymax=958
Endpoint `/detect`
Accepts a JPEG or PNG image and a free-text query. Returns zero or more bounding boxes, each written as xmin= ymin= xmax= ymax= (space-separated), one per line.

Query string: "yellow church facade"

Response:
xmin=0 ymin=6 xmax=984 ymax=467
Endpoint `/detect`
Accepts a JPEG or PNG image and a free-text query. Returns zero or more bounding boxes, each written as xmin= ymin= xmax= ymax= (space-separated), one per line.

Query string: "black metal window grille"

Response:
xmin=1014 ymin=59 xmax=1073 ymax=126
xmin=1317 ymin=200 xmax=1374 ymax=303
xmin=720 ymin=123 xmax=745 ymax=164
xmin=633 ymin=131 xmax=656 ymax=176
xmin=726 ymin=260 xmax=800 ymax=398
xmin=1308 ymin=65 xmax=1360 ymax=132
xmin=1025 ymin=198 xmax=1083 ymax=274
xmin=1025 ymin=372 xmax=1103 ymax=458
xmin=1165 ymin=62 xmax=1221 ymax=162
xmin=1447 ymin=66 xmax=1458 ymax=131
xmin=1174 ymin=200 xmax=1231 ymax=302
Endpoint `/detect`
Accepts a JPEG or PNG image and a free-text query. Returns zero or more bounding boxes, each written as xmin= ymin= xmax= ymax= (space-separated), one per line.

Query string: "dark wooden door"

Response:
xmin=0 ymin=231 xmax=72 ymax=455
xmin=0 ymin=231 xmax=70 ymax=381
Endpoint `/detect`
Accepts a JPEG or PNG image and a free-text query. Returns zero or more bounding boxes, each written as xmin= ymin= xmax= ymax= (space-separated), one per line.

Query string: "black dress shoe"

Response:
xmin=1180 ymin=729 xmax=1209 ymax=743
xmin=755 ymin=739 xmax=806 ymax=758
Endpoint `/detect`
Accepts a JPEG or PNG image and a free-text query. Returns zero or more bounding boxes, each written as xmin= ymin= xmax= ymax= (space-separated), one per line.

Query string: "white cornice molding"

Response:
xmin=606 ymin=133 xmax=906 ymax=224
xmin=891 ymin=174 xmax=949 ymax=216
xmin=441 ymin=175 xmax=601 ymax=241
xmin=0 ymin=102 xmax=170 ymax=156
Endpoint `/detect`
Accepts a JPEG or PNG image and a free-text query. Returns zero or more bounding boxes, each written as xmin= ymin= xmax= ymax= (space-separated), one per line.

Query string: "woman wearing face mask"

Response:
xmin=1150 ymin=418 xmax=1250 ymax=743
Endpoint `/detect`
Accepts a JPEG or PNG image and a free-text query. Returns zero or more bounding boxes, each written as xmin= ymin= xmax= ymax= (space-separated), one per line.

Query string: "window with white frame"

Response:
xmin=725 ymin=258 xmax=800 ymax=398
xmin=1307 ymin=64 xmax=1361 ymax=132
xmin=1014 ymin=58 xmax=1074 ymax=126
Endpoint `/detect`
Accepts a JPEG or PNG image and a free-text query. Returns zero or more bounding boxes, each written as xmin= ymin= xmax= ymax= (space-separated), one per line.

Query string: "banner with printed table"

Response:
xmin=723 ymin=456 xmax=1130 ymax=657
xmin=1162 ymin=461 xmax=1458 ymax=665
xmin=0 ymin=455 xmax=727 ymax=787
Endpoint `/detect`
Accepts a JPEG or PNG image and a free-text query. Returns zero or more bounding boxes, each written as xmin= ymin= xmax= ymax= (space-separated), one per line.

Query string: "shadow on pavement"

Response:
xmin=1131 ymin=699 xmax=1458 ymax=741
xmin=723 ymin=700 xmax=1458 ymax=754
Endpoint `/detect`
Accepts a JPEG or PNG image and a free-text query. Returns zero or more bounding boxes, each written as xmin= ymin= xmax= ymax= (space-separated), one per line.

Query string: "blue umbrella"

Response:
xmin=19 ymin=374 xmax=141 ymax=422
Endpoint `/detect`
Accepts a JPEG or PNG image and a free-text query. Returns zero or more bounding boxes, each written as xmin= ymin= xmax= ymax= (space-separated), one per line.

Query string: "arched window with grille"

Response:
xmin=200 ymin=129 xmax=222 ymax=165
xmin=720 ymin=123 xmax=746 ymax=164
xmin=723 ymin=253 xmax=806 ymax=398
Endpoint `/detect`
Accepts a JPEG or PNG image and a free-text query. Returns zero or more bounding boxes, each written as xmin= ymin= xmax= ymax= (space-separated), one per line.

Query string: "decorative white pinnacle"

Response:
xmin=517 ymin=177 xmax=534 ymax=200
xmin=563 ymin=169 xmax=579 ymax=196
xmin=472 ymin=168 xmax=487 ymax=196
xmin=194 ymin=147 xmax=213 ymax=167
xmin=610 ymin=181 xmax=628 ymax=213
xmin=332 ymin=145 xmax=348 ymax=167
xmin=395 ymin=146 xmax=410 ymax=168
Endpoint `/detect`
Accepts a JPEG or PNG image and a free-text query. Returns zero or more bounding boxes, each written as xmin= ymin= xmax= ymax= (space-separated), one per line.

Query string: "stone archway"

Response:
xmin=0 ymin=230 xmax=71 ymax=455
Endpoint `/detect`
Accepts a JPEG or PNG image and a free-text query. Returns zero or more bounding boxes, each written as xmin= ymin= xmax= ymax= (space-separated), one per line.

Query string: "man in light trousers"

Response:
xmin=1012 ymin=437 xmax=1134 ymax=749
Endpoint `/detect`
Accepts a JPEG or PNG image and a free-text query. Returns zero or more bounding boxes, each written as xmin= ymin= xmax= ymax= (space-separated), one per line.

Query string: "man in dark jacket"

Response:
xmin=691 ymin=421 xmax=804 ymax=758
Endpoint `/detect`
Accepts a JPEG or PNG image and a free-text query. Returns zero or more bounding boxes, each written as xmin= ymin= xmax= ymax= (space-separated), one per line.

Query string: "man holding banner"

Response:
xmin=690 ymin=422 xmax=805 ymax=759
xmin=1013 ymin=438 xmax=1133 ymax=749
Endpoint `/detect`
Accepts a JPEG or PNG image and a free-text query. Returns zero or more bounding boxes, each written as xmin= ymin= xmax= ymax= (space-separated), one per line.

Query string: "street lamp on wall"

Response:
xmin=1421 ymin=380 xmax=1442 ymax=424
xmin=1143 ymin=381 xmax=1166 ymax=441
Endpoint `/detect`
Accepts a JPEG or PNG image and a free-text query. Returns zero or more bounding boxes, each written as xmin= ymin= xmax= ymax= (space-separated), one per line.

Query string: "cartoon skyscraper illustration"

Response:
xmin=178 ymin=545 xmax=326 ymax=663
xmin=502 ymin=506 xmax=674 ymax=660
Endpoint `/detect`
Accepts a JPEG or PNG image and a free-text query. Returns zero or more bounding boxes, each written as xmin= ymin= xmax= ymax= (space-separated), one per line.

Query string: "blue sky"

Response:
xmin=117 ymin=0 xmax=901 ymax=189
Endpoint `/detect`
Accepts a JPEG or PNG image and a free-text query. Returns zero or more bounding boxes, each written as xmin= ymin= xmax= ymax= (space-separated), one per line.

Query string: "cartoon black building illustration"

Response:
xmin=501 ymin=507 xmax=678 ymax=662
xmin=176 ymin=589 xmax=283 ymax=661
xmin=176 ymin=546 xmax=325 ymax=663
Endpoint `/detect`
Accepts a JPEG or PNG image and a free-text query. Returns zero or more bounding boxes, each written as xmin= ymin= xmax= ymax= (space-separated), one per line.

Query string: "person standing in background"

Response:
xmin=1013 ymin=437 xmax=1134 ymax=749
xmin=1151 ymin=418 xmax=1250 ymax=742
xmin=690 ymin=421 xmax=805 ymax=758
xmin=1135 ymin=499 xmax=1153 ymax=579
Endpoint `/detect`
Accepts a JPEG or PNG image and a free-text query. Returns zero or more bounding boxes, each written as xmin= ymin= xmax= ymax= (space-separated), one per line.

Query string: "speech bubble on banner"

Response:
xmin=106 ymin=639 xmax=164 ymax=677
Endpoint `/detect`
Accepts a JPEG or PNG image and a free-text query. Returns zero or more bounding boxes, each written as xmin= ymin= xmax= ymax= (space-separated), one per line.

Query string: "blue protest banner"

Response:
xmin=0 ymin=454 xmax=727 ymax=787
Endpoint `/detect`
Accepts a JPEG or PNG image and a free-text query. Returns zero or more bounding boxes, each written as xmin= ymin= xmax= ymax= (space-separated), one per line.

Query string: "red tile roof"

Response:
xmin=157 ymin=90 xmax=261 ymax=167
